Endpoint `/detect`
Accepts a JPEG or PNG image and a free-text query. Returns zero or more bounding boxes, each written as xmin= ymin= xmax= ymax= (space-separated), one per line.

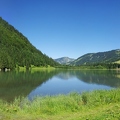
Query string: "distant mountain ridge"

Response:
xmin=70 ymin=49 xmax=120 ymax=66
xmin=54 ymin=57 xmax=75 ymax=65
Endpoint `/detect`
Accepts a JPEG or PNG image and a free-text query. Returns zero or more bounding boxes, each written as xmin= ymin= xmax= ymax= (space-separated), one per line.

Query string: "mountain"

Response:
xmin=54 ymin=57 xmax=75 ymax=65
xmin=70 ymin=49 xmax=120 ymax=66
xmin=0 ymin=17 xmax=59 ymax=70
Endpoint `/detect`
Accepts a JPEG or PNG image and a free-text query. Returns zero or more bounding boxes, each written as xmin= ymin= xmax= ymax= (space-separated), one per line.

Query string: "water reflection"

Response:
xmin=76 ymin=70 xmax=120 ymax=88
xmin=56 ymin=70 xmax=120 ymax=88
xmin=28 ymin=70 xmax=120 ymax=100
xmin=0 ymin=70 xmax=59 ymax=102
xmin=0 ymin=70 xmax=120 ymax=102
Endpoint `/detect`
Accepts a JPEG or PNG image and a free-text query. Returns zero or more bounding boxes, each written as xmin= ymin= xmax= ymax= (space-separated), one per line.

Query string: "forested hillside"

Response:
xmin=70 ymin=49 xmax=120 ymax=66
xmin=0 ymin=17 xmax=59 ymax=70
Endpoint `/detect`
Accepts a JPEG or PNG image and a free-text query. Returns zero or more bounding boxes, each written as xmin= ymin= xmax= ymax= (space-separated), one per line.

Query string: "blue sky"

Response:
xmin=0 ymin=0 xmax=120 ymax=59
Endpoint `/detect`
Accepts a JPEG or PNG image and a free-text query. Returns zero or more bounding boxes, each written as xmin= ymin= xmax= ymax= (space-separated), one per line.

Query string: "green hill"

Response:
xmin=70 ymin=49 xmax=120 ymax=66
xmin=0 ymin=17 xmax=59 ymax=70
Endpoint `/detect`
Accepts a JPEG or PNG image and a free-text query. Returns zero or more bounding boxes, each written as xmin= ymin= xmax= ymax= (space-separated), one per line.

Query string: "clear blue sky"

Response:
xmin=0 ymin=0 xmax=120 ymax=59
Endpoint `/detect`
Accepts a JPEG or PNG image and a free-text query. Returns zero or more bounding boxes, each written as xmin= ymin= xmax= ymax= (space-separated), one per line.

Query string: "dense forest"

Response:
xmin=0 ymin=17 xmax=59 ymax=70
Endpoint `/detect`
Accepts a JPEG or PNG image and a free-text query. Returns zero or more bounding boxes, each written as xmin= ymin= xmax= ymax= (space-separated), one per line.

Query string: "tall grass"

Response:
xmin=0 ymin=89 xmax=120 ymax=119
xmin=1 ymin=89 xmax=120 ymax=113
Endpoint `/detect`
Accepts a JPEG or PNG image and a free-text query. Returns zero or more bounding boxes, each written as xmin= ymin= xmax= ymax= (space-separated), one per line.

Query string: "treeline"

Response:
xmin=0 ymin=17 xmax=59 ymax=70
xmin=81 ymin=63 xmax=120 ymax=69
xmin=57 ymin=63 xmax=120 ymax=70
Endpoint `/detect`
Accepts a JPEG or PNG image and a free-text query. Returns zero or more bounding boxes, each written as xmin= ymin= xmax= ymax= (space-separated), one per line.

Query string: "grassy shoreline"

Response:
xmin=0 ymin=89 xmax=120 ymax=120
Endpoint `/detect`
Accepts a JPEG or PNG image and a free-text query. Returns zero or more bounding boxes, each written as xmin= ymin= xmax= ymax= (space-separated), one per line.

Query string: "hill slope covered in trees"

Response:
xmin=0 ymin=17 xmax=59 ymax=70
xmin=70 ymin=49 xmax=120 ymax=66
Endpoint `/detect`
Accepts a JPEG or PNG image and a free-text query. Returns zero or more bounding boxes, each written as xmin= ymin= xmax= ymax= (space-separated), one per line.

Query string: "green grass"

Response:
xmin=30 ymin=65 xmax=56 ymax=71
xmin=114 ymin=60 xmax=120 ymax=64
xmin=15 ymin=65 xmax=56 ymax=72
xmin=0 ymin=89 xmax=120 ymax=120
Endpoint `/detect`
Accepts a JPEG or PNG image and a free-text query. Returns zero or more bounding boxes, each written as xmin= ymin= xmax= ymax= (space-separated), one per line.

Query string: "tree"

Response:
xmin=0 ymin=49 xmax=14 ymax=70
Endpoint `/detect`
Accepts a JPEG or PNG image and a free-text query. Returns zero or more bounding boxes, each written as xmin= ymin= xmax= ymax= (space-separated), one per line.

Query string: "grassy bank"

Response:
xmin=0 ymin=89 xmax=120 ymax=120
xmin=15 ymin=65 xmax=56 ymax=72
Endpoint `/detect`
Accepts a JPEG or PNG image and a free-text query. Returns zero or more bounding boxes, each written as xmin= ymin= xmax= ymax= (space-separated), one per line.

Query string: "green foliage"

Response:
xmin=0 ymin=17 xmax=59 ymax=70
xmin=78 ymin=63 xmax=120 ymax=69
xmin=57 ymin=63 xmax=120 ymax=70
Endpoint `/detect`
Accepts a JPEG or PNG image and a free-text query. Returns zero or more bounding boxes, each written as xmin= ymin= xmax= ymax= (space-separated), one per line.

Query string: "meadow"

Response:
xmin=0 ymin=89 xmax=120 ymax=120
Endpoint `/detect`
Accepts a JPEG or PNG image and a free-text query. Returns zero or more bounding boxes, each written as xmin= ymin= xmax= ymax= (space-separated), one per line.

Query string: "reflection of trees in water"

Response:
xmin=56 ymin=70 xmax=75 ymax=80
xmin=1 ymin=69 xmax=120 ymax=102
xmin=76 ymin=70 xmax=120 ymax=88
xmin=0 ymin=70 xmax=60 ymax=102
xmin=55 ymin=70 xmax=120 ymax=88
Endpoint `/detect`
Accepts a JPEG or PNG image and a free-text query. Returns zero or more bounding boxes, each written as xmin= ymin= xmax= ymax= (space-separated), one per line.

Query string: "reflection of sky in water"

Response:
xmin=28 ymin=76 xmax=112 ymax=100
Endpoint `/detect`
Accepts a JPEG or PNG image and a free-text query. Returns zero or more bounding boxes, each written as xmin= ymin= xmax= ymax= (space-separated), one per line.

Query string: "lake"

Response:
xmin=0 ymin=69 xmax=120 ymax=102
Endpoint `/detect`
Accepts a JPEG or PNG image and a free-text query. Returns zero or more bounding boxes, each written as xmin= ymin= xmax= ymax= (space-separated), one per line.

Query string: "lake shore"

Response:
xmin=0 ymin=89 xmax=120 ymax=120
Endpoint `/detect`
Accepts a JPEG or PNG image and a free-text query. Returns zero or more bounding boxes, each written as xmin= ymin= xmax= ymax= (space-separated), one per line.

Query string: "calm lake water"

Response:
xmin=0 ymin=69 xmax=120 ymax=102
